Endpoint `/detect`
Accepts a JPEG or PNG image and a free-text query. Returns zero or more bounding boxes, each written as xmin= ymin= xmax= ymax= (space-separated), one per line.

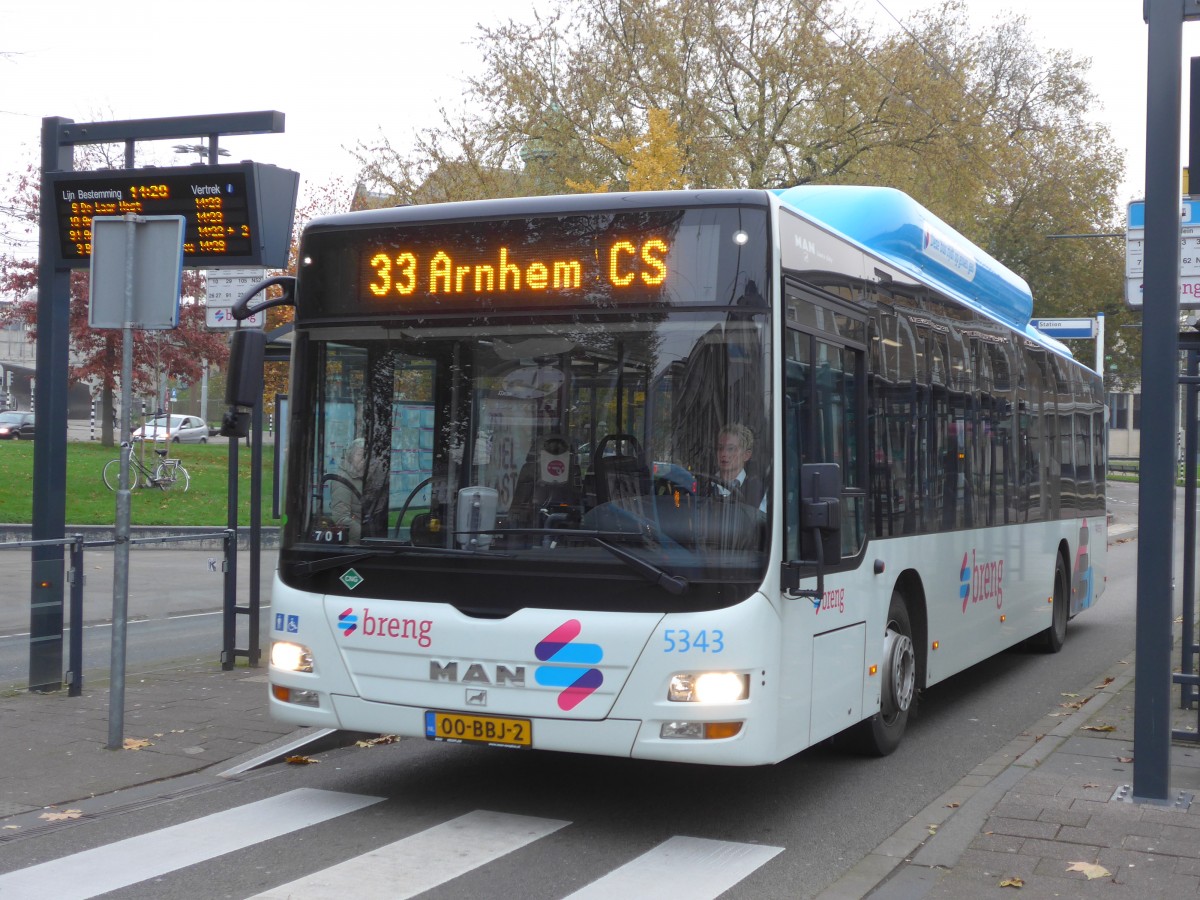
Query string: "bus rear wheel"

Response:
xmin=1031 ymin=554 xmax=1069 ymax=653
xmin=846 ymin=591 xmax=916 ymax=756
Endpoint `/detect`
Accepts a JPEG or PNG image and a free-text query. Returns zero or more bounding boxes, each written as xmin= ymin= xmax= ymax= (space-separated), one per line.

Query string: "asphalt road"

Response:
xmin=0 ymin=481 xmax=1164 ymax=898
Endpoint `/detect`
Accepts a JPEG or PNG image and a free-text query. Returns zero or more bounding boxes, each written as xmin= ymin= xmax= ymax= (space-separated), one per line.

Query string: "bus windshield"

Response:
xmin=287 ymin=308 xmax=771 ymax=611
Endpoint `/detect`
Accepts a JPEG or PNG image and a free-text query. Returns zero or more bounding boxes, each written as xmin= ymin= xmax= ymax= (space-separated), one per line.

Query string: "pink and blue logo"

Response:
xmin=959 ymin=552 xmax=972 ymax=612
xmin=337 ymin=608 xmax=358 ymax=636
xmin=534 ymin=619 xmax=603 ymax=711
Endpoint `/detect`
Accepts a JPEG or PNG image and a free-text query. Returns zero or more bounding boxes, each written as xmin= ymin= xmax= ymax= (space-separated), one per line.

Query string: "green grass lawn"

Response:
xmin=0 ymin=440 xmax=277 ymax=527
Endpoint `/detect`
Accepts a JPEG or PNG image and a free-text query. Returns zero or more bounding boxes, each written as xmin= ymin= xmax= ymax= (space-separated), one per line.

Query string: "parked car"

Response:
xmin=0 ymin=410 xmax=34 ymax=440
xmin=131 ymin=414 xmax=209 ymax=444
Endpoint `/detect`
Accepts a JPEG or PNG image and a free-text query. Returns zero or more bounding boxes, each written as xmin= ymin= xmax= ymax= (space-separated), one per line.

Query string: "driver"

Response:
xmin=711 ymin=424 xmax=763 ymax=508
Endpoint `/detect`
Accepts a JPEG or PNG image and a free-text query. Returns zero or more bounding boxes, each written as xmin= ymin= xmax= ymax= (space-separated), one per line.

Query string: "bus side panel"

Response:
xmin=777 ymin=570 xmax=874 ymax=755
xmin=868 ymin=519 xmax=1090 ymax=687
xmin=808 ymin=623 xmax=866 ymax=744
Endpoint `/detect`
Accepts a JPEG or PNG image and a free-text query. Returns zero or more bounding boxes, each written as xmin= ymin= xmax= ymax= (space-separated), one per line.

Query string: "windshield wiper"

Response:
xmin=292 ymin=549 xmax=389 ymax=575
xmin=459 ymin=528 xmax=689 ymax=595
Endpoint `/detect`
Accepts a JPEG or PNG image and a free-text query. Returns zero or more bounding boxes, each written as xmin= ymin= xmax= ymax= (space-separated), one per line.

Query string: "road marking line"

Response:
xmin=0 ymin=788 xmax=381 ymax=899
xmin=250 ymin=809 xmax=569 ymax=899
xmin=563 ymin=835 xmax=783 ymax=899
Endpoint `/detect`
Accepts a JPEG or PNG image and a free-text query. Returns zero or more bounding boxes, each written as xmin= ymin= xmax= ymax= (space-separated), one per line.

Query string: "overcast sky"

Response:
xmin=0 ymin=1 xmax=1193 ymax=218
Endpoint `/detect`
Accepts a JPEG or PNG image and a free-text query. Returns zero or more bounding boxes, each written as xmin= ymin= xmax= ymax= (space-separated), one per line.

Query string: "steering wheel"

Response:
xmin=393 ymin=476 xmax=434 ymax=539
xmin=690 ymin=472 xmax=722 ymax=498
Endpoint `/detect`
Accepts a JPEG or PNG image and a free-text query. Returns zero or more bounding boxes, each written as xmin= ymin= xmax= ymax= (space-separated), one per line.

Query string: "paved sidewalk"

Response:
xmin=0 ymin=663 xmax=302 ymax=819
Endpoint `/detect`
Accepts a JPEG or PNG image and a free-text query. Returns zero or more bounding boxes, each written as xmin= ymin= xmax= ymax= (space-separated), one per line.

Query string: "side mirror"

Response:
xmin=225 ymin=329 xmax=266 ymax=408
xmin=800 ymin=462 xmax=842 ymax=567
xmin=220 ymin=329 xmax=266 ymax=438
xmin=783 ymin=462 xmax=842 ymax=599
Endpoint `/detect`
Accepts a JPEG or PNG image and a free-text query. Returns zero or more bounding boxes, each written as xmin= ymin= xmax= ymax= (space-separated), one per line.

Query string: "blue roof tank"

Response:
xmin=775 ymin=185 xmax=1034 ymax=330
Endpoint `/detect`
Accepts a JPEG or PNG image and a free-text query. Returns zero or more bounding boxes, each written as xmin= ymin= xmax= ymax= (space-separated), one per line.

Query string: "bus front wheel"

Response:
xmin=846 ymin=591 xmax=916 ymax=757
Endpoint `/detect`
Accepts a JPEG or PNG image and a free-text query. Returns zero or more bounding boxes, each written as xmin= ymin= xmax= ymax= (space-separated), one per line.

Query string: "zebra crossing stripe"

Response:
xmin=563 ymin=835 xmax=784 ymax=899
xmin=0 ymin=788 xmax=381 ymax=900
xmin=250 ymin=809 xmax=570 ymax=899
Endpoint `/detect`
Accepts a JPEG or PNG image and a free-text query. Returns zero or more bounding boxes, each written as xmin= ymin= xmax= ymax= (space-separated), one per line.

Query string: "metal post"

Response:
xmin=67 ymin=534 xmax=84 ymax=697
xmin=1134 ymin=0 xmax=1185 ymax=803
xmin=222 ymin=443 xmax=239 ymax=670
xmin=28 ymin=117 xmax=73 ymax=692
xmin=249 ymin=400 xmax=263 ymax=666
xmin=1185 ymin=349 xmax=1199 ymax=711
xmin=107 ymin=215 xmax=138 ymax=750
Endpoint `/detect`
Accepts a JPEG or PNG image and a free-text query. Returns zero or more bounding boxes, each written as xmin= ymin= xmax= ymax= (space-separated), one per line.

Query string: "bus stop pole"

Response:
xmin=1133 ymin=0 xmax=1185 ymax=803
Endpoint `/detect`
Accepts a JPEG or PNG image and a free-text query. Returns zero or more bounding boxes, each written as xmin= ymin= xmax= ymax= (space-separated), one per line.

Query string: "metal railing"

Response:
xmin=0 ymin=529 xmax=239 ymax=697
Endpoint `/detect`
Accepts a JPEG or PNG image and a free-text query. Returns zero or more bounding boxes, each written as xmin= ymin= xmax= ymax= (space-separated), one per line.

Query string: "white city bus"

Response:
xmin=257 ymin=185 xmax=1105 ymax=764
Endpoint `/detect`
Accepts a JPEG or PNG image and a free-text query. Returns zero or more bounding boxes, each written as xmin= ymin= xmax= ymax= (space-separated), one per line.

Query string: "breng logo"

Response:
xmin=338 ymin=608 xmax=358 ymax=636
xmin=534 ymin=619 xmax=603 ymax=711
xmin=960 ymin=549 xmax=1004 ymax=613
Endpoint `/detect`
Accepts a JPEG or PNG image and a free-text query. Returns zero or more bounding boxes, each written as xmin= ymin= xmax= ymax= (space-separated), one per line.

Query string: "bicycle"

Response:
xmin=102 ymin=441 xmax=190 ymax=492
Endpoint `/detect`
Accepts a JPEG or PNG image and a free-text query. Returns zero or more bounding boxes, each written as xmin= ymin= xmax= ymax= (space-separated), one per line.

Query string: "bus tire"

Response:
xmin=845 ymin=591 xmax=916 ymax=756
xmin=1031 ymin=553 xmax=1069 ymax=653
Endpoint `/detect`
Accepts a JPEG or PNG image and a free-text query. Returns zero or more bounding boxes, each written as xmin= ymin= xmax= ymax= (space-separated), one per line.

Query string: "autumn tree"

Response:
xmin=350 ymin=0 xmax=1136 ymax=383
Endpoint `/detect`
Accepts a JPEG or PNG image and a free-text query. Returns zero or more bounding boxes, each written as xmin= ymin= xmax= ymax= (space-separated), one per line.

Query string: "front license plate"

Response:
xmin=424 ymin=710 xmax=532 ymax=748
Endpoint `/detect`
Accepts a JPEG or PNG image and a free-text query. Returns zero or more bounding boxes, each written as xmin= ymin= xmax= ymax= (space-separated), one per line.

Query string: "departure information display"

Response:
xmin=49 ymin=162 xmax=299 ymax=268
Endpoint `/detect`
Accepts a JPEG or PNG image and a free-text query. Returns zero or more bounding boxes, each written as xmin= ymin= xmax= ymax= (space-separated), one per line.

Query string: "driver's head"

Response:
xmin=717 ymin=424 xmax=753 ymax=482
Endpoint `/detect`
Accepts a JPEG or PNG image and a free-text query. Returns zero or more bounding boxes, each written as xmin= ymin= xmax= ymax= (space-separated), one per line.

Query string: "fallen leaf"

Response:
xmin=945 ymin=802 xmax=960 ymax=809
xmin=123 ymin=737 xmax=151 ymax=750
xmin=1118 ymin=756 xmax=1134 ymax=763
xmin=1095 ymin=676 xmax=1115 ymax=688
xmin=1082 ymin=782 xmax=1100 ymax=789
xmin=3 ymin=824 xmax=21 ymax=830
xmin=1066 ymin=861 xmax=1111 ymax=880
xmin=1061 ymin=692 xmax=1080 ymax=698
xmin=355 ymin=734 xmax=401 ymax=748
xmin=1083 ymin=724 xmax=1116 ymax=733
xmin=999 ymin=876 xmax=1025 ymax=888
xmin=927 ymin=824 xmax=938 ymax=835
xmin=284 ymin=755 xmax=319 ymax=765
xmin=39 ymin=809 xmax=82 ymax=822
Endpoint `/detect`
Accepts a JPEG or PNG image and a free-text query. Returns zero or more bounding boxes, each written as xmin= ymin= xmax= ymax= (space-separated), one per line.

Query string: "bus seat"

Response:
xmin=594 ymin=433 xmax=651 ymax=510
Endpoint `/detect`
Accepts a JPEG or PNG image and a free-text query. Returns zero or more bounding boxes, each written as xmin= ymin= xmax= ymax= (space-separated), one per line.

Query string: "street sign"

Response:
xmin=204 ymin=267 xmax=266 ymax=329
xmin=1031 ymin=318 xmax=1097 ymax=339
xmin=1125 ymin=199 xmax=1200 ymax=308
xmin=88 ymin=215 xmax=185 ymax=330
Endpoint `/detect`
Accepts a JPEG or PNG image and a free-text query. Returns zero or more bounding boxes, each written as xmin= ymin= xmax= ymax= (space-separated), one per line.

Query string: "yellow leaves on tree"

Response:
xmin=570 ymin=109 xmax=688 ymax=194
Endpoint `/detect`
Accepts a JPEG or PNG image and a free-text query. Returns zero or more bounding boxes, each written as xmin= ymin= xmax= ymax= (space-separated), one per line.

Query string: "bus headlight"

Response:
xmin=668 ymin=672 xmax=749 ymax=703
xmin=270 ymin=640 xmax=313 ymax=673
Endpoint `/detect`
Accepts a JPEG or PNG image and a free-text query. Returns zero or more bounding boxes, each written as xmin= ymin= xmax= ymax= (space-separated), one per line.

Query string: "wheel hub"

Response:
xmin=882 ymin=627 xmax=916 ymax=715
